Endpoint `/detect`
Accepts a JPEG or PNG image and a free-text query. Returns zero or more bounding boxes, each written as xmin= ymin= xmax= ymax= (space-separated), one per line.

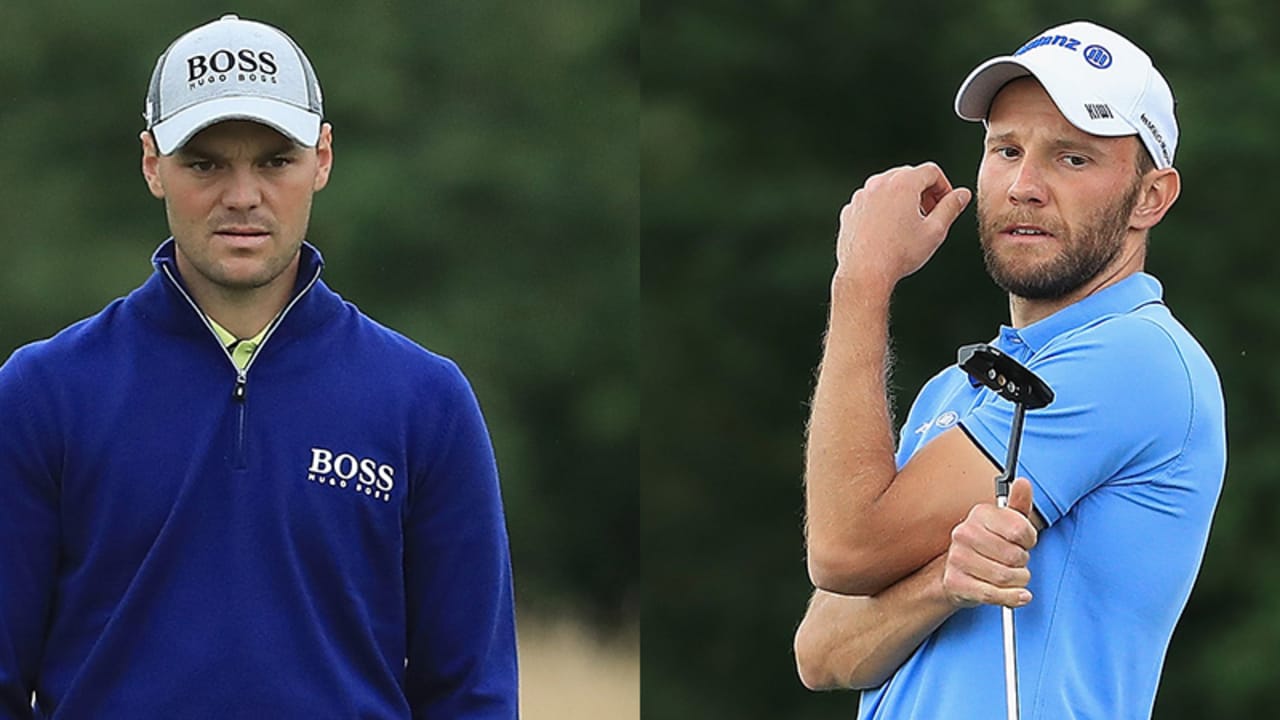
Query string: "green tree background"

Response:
xmin=0 ymin=0 xmax=636 ymax=638
xmin=646 ymin=2 xmax=1279 ymax=718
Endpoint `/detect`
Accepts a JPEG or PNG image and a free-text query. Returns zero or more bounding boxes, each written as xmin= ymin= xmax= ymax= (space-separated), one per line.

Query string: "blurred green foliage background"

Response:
xmin=646 ymin=1 xmax=1280 ymax=718
xmin=0 ymin=0 xmax=636 ymax=632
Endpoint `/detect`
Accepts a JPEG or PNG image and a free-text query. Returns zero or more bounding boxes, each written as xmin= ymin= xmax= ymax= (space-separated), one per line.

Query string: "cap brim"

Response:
xmin=151 ymin=96 xmax=321 ymax=155
xmin=955 ymin=58 xmax=1035 ymax=121
xmin=954 ymin=57 xmax=1137 ymax=138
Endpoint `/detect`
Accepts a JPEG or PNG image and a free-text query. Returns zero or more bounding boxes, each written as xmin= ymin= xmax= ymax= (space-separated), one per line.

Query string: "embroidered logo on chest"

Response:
xmin=307 ymin=447 xmax=396 ymax=503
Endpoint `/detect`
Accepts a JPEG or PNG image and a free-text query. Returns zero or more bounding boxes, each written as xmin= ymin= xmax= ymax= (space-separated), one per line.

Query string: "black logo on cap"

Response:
xmin=186 ymin=49 xmax=279 ymax=88
xmin=1085 ymin=103 xmax=1114 ymax=120
xmin=1139 ymin=113 xmax=1172 ymax=165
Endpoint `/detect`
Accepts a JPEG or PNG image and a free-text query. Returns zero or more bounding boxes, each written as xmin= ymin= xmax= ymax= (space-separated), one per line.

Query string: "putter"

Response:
xmin=956 ymin=343 xmax=1054 ymax=720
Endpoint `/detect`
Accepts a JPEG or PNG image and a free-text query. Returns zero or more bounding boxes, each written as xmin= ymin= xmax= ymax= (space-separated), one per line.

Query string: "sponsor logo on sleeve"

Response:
xmin=914 ymin=410 xmax=959 ymax=436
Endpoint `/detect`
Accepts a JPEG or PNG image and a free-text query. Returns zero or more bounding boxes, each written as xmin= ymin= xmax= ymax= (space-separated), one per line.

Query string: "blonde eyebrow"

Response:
xmin=985 ymin=131 xmax=1018 ymax=148
xmin=1046 ymin=138 xmax=1106 ymax=155
xmin=984 ymin=132 xmax=1106 ymax=156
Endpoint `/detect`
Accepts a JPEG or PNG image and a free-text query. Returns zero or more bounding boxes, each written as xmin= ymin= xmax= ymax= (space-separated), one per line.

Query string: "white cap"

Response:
xmin=144 ymin=14 xmax=323 ymax=155
xmin=955 ymin=21 xmax=1177 ymax=169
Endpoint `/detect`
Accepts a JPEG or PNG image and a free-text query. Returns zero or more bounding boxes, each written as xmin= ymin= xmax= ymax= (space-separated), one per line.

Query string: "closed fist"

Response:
xmin=835 ymin=162 xmax=972 ymax=285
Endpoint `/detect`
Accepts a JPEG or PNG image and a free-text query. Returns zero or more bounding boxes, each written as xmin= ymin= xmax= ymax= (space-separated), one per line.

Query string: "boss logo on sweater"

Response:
xmin=307 ymin=447 xmax=396 ymax=503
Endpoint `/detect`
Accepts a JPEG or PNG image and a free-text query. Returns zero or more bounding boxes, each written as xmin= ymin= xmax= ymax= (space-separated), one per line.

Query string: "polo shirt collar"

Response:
xmin=997 ymin=272 xmax=1165 ymax=353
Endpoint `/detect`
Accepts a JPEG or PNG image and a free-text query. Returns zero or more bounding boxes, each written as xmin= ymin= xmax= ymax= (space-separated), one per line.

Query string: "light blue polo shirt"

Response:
xmin=859 ymin=273 xmax=1226 ymax=720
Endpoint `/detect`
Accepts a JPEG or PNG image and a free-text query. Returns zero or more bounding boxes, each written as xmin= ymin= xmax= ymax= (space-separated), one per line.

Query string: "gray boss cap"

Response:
xmin=144 ymin=14 xmax=323 ymax=155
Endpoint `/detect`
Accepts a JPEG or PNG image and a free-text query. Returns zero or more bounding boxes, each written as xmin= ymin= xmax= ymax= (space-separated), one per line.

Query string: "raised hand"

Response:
xmin=834 ymin=162 xmax=972 ymax=286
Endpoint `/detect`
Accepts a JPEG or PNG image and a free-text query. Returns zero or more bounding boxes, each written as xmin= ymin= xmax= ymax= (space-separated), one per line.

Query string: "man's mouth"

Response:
xmin=215 ymin=227 xmax=270 ymax=236
xmin=213 ymin=227 xmax=272 ymax=244
xmin=1003 ymin=225 xmax=1053 ymax=238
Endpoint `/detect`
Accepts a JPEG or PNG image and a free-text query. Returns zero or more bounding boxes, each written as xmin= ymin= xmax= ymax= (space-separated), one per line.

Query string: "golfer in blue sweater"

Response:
xmin=0 ymin=15 xmax=517 ymax=719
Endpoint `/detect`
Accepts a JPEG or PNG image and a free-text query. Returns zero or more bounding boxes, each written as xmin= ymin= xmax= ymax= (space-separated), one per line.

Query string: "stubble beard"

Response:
xmin=183 ymin=235 xmax=301 ymax=291
xmin=977 ymin=178 xmax=1142 ymax=300
xmin=169 ymin=202 xmax=309 ymax=294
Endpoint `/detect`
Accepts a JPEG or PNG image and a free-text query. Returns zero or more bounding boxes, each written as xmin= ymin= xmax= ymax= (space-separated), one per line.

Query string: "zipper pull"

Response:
xmin=233 ymin=374 xmax=247 ymax=402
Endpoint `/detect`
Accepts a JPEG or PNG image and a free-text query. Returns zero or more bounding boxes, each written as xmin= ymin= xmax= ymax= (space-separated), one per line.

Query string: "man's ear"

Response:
xmin=1130 ymin=167 xmax=1180 ymax=231
xmin=313 ymin=122 xmax=334 ymax=192
xmin=140 ymin=131 xmax=165 ymax=199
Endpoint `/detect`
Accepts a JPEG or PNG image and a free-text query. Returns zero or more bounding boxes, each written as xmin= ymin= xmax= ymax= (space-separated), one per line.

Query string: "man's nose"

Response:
xmin=221 ymin=167 xmax=262 ymax=210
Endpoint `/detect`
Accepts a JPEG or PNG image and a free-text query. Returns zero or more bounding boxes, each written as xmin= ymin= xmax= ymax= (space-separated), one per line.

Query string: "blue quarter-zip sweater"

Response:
xmin=0 ymin=241 xmax=517 ymax=719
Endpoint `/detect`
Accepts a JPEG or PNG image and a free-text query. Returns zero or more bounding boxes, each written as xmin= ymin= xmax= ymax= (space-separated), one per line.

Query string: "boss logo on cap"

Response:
xmin=186 ymin=49 xmax=279 ymax=88
xmin=1083 ymin=44 xmax=1113 ymax=69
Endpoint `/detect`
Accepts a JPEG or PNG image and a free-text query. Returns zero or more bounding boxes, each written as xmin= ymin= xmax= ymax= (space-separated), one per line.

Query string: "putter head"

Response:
xmin=957 ymin=343 xmax=1054 ymax=410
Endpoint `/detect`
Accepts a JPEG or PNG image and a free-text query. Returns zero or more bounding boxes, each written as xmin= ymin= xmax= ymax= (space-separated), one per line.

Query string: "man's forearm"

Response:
xmin=795 ymin=555 xmax=954 ymax=691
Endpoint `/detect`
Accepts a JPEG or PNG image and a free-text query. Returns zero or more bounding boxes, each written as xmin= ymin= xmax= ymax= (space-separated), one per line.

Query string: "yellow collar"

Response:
xmin=207 ymin=318 xmax=271 ymax=371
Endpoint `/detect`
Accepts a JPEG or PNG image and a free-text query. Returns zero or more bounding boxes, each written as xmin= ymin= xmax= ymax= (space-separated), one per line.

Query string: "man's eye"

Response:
xmin=1064 ymin=155 xmax=1088 ymax=167
xmin=265 ymin=157 xmax=293 ymax=168
xmin=189 ymin=160 xmax=216 ymax=172
xmin=996 ymin=147 xmax=1020 ymax=159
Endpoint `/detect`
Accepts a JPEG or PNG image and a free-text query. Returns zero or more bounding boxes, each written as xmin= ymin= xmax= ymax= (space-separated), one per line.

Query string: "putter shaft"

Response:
xmin=998 ymin=494 xmax=1020 ymax=720
xmin=998 ymin=403 xmax=1027 ymax=499
xmin=997 ymin=398 xmax=1026 ymax=719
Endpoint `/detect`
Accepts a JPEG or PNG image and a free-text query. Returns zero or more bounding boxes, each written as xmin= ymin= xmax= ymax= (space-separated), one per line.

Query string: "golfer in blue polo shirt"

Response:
xmin=794 ymin=20 xmax=1226 ymax=719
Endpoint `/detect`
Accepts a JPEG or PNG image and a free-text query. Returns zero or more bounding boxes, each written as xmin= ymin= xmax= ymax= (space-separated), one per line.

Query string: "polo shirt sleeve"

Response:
xmin=0 ymin=347 xmax=60 ymax=715
xmin=958 ymin=316 xmax=1196 ymax=526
